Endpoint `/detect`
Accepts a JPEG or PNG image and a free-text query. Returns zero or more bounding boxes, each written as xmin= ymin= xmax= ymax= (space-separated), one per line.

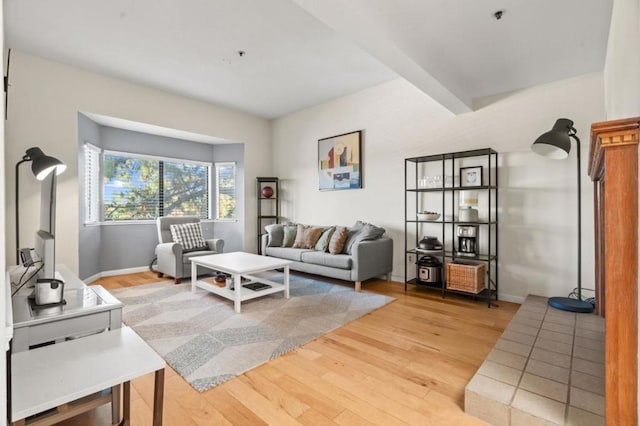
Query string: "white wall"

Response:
xmin=604 ymin=0 xmax=640 ymax=120
xmin=5 ymin=50 xmax=272 ymax=274
xmin=272 ymin=74 xmax=605 ymax=302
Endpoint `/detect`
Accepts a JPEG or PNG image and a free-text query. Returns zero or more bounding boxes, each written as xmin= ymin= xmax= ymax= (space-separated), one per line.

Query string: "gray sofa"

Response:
xmin=260 ymin=222 xmax=393 ymax=291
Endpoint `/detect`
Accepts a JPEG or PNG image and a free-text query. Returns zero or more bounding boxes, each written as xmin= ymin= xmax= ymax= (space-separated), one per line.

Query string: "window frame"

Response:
xmin=85 ymin=148 xmax=213 ymax=224
xmin=214 ymin=162 xmax=237 ymax=221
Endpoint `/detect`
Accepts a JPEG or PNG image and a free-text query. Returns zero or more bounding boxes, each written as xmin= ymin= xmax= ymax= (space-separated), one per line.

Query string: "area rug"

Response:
xmin=110 ymin=273 xmax=394 ymax=392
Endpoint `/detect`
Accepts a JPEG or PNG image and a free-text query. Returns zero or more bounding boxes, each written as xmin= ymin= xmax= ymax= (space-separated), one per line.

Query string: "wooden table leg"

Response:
xmin=121 ymin=381 xmax=130 ymax=426
xmin=153 ymin=368 xmax=165 ymax=426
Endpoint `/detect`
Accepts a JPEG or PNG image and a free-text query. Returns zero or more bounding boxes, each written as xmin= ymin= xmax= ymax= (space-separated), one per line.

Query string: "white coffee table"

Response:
xmin=190 ymin=252 xmax=292 ymax=313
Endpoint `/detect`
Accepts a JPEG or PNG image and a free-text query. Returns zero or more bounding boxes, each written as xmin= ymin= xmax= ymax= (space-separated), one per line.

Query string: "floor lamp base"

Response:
xmin=548 ymin=296 xmax=594 ymax=313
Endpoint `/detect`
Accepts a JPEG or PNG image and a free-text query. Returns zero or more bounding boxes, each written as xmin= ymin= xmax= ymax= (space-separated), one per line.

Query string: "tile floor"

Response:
xmin=465 ymin=295 xmax=605 ymax=426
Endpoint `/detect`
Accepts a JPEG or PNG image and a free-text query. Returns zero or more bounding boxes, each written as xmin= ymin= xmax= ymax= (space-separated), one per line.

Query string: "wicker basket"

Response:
xmin=446 ymin=262 xmax=486 ymax=294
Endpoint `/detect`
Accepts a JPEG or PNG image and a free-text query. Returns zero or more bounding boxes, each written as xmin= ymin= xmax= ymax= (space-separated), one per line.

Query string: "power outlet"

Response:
xmin=408 ymin=254 xmax=415 ymax=263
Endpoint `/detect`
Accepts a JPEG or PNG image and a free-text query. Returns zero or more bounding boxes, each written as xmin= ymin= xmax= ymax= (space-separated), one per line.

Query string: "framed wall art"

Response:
xmin=460 ymin=166 xmax=483 ymax=187
xmin=318 ymin=130 xmax=362 ymax=191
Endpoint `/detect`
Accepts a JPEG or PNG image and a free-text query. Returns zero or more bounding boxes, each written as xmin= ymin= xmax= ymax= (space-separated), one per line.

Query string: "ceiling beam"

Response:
xmin=292 ymin=0 xmax=472 ymax=114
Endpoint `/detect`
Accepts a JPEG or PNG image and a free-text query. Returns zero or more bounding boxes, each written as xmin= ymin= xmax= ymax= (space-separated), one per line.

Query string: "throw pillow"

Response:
xmin=169 ymin=222 xmax=207 ymax=251
xmin=328 ymin=226 xmax=349 ymax=255
xmin=342 ymin=220 xmax=366 ymax=254
xmin=265 ymin=223 xmax=284 ymax=247
xmin=347 ymin=223 xmax=386 ymax=254
xmin=282 ymin=225 xmax=298 ymax=247
xmin=315 ymin=226 xmax=336 ymax=251
xmin=293 ymin=225 xmax=324 ymax=249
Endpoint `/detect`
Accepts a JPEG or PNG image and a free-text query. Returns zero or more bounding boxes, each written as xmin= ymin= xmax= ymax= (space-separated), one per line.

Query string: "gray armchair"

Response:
xmin=155 ymin=216 xmax=224 ymax=284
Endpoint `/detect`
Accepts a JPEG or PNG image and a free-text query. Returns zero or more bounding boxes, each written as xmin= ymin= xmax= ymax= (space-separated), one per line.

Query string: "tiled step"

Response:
xmin=465 ymin=295 xmax=605 ymax=426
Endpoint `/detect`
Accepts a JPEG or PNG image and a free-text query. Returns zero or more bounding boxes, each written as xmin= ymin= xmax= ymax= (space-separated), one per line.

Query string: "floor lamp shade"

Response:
xmin=531 ymin=118 xmax=574 ymax=159
xmin=531 ymin=119 xmax=593 ymax=313
xmin=26 ymin=147 xmax=67 ymax=180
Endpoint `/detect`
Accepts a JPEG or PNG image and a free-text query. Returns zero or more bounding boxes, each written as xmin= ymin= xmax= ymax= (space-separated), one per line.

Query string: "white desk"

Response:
xmin=11 ymin=326 xmax=166 ymax=425
xmin=191 ymin=252 xmax=291 ymax=313
xmin=9 ymin=265 xmax=123 ymax=353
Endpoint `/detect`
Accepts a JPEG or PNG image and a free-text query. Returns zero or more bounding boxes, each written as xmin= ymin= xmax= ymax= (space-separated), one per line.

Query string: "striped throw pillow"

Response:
xmin=170 ymin=222 xmax=207 ymax=251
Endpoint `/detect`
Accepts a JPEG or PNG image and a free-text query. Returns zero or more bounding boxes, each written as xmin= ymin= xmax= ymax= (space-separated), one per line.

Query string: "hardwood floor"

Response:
xmin=59 ymin=272 xmax=518 ymax=425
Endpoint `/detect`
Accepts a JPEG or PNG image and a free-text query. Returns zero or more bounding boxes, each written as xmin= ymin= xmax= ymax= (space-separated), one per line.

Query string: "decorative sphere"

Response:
xmin=261 ymin=186 xmax=274 ymax=198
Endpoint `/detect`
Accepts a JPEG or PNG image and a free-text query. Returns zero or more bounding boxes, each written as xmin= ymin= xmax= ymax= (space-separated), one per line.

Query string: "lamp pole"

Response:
xmin=15 ymin=156 xmax=29 ymax=264
xmin=570 ymin=132 xmax=582 ymax=300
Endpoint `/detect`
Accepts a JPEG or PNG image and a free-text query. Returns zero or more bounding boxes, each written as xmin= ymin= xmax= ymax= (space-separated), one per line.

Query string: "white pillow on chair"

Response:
xmin=169 ymin=223 xmax=207 ymax=251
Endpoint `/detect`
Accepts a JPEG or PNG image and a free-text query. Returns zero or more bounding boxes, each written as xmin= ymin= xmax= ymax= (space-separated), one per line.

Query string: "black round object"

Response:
xmin=548 ymin=297 xmax=594 ymax=313
xmin=418 ymin=236 xmax=443 ymax=250
xmin=418 ymin=255 xmax=442 ymax=267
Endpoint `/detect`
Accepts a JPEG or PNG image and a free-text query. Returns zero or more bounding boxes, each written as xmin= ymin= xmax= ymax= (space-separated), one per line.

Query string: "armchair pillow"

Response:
xmin=169 ymin=222 xmax=207 ymax=251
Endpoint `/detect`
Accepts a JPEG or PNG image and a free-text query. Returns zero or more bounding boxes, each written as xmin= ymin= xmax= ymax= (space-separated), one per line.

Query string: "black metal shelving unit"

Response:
xmin=257 ymin=177 xmax=279 ymax=254
xmin=404 ymin=148 xmax=499 ymax=307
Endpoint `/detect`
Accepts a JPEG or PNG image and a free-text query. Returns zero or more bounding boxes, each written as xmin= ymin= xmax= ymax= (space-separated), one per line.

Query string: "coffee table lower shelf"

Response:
xmin=194 ymin=274 xmax=288 ymax=303
xmin=190 ymin=252 xmax=292 ymax=313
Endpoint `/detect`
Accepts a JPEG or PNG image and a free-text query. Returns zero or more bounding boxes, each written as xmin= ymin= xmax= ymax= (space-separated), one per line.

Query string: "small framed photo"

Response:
xmin=460 ymin=166 xmax=483 ymax=187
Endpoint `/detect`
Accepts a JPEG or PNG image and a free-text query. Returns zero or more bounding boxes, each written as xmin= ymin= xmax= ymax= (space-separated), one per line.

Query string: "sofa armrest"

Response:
xmin=261 ymin=234 xmax=269 ymax=256
xmin=205 ymin=239 xmax=224 ymax=253
xmin=350 ymin=237 xmax=393 ymax=281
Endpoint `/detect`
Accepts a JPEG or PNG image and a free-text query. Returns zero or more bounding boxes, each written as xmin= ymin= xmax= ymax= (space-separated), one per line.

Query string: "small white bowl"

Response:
xmin=417 ymin=213 xmax=441 ymax=221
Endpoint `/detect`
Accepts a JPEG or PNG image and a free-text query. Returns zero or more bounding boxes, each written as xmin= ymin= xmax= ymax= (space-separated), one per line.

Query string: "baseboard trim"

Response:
xmin=84 ymin=266 xmax=149 ymax=284
xmin=498 ymin=294 xmax=525 ymax=304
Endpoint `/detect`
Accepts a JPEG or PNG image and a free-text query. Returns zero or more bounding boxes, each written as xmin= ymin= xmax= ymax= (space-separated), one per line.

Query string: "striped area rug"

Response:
xmin=110 ymin=272 xmax=394 ymax=392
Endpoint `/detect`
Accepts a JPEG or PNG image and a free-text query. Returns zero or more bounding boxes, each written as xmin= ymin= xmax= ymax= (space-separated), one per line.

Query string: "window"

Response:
xmin=84 ymin=149 xmax=211 ymax=222
xmin=215 ymin=162 xmax=236 ymax=220
xmin=83 ymin=143 xmax=101 ymax=223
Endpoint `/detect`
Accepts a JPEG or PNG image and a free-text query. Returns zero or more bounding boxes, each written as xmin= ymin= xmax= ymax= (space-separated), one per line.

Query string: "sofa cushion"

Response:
xmin=265 ymin=223 xmax=284 ymax=247
xmin=293 ymin=225 xmax=324 ymax=249
xmin=348 ymin=223 xmax=386 ymax=254
xmin=300 ymin=251 xmax=352 ymax=270
xmin=169 ymin=222 xmax=207 ymax=251
xmin=264 ymin=247 xmax=313 ymax=262
xmin=343 ymin=221 xmax=366 ymax=254
xmin=315 ymin=226 xmax=335 ymax=251
xmin=282 ymin=225 xmax=297 ymax=247
xmin=329 ymin=226 xmax=348 ymax=254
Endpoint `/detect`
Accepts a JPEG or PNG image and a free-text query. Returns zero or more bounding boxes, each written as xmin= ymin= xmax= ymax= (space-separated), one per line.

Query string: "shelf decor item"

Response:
xmin=446 ymin=262 xmax=486 ymax=293
xmin=261 ymin=185 xmax=274 ymax=198
xmin=318 ymin=130 xmax=362 ymax=191
xmin=459 ymin=190 xmax=479 ymax=222
xmin=460 ymin=166 xmax=483 ymax=187
xmin=531 ymin=118 xmax=593 ymax=313
xmin=417 ymin=212 xmax=440 ymax=221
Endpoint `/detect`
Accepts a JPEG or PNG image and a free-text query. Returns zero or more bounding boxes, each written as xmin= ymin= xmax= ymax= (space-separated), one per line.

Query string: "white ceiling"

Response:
xmin=5 ymin=0 xmax=612 ymax=119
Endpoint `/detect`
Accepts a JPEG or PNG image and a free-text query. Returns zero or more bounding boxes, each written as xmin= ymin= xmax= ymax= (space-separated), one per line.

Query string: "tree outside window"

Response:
xmin=102 ymin=152 xmax=209 ymax=220
xmin=216 ymin=162 xmax=236 ymax=220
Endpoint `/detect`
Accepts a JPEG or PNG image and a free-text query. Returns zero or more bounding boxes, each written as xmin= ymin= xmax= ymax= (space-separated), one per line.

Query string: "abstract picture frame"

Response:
xmin=460 ymin=166 xmax=483 ymax=187
xmin=318 ymin=130 xmax=362 ymax=191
